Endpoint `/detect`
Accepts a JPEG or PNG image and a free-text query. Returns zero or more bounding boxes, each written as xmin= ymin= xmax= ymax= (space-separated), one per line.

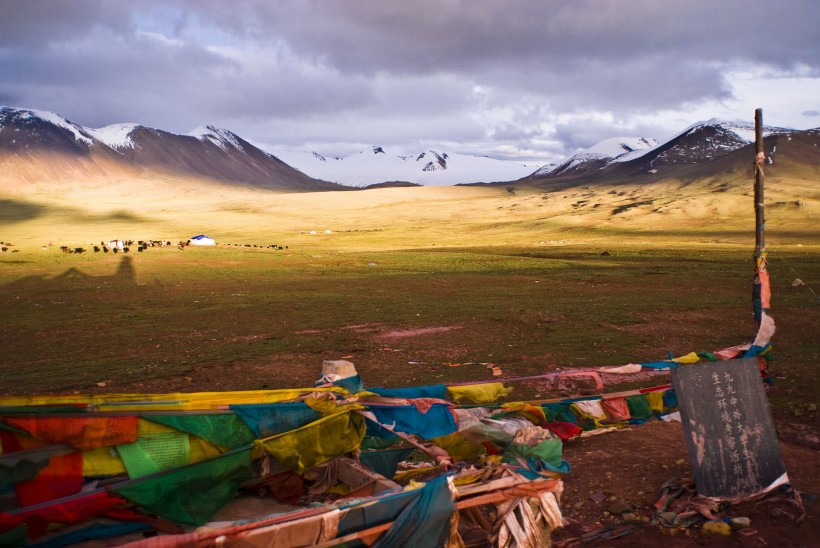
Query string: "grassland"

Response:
xmin=0 ymin=179 xmax=818 ymax=428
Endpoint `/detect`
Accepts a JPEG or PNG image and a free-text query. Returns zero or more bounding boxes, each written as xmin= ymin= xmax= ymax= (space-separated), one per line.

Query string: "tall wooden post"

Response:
xmin=753 ymin=109 xmax=768 ymax=328
xmin=754 ymin=108 xmax=765 ymax=253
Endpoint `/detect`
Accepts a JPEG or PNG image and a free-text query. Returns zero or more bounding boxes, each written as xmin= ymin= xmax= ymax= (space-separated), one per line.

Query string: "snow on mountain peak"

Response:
xmin=87 ymin=123 xmax=140 ymax=149
xmin=532 ymin=163 xmax=559 ymax=176
xmin=678 ymin=118 xmax=788 ymax=143
xmin=14 ymin=108 xmax=95 ymax=146
xmin=416 ymin=150 xmax=448 ymax=171
xmin=189 ymin=125 xmax=244 ymax=151
xmin=269 ymin=145 xmax=539 ymax=186
xmin=584 ymin=136 xmax=658 ymax=158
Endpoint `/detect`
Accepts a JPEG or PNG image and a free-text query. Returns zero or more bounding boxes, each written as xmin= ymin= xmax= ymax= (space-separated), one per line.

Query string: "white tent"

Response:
xmin=189 ymin=234 xmax=216 ymax=246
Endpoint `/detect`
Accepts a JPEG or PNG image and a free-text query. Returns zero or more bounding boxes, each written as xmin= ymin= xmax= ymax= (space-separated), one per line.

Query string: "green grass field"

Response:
xmin=1 ymin=181 xmax=817 ymax=427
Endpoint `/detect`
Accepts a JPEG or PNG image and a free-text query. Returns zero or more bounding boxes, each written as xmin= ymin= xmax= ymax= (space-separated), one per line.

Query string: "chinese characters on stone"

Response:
xmin=713 ymin=371 xmax=755 ymax=478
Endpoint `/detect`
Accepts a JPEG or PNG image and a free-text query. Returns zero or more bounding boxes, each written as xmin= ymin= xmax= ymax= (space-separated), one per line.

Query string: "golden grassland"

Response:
xmin=1 ymin=168 xmax=817 ymax=251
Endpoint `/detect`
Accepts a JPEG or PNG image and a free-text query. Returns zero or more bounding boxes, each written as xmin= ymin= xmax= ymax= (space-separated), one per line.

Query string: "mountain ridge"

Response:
xmin=1 ymin=106 xmax=816 ymax=195
xmin=0 ymin=106 xmax=344 ymax=192
xmin=269 ymin=144 xmax=539 ymax=187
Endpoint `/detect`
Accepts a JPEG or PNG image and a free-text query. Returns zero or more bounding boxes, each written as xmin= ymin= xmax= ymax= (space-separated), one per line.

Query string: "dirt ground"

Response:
xmin=553 ymin=420 xmax=818 ymax=547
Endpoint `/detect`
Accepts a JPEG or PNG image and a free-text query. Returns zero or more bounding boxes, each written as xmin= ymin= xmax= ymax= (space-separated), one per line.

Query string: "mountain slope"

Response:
xmin=0 ymin=107 xmax=343 ymax=192
xmin=538 ymin=137 xmax=658 ymax=177
xmin=526 ymin=120 xmax=792 ymax=183
xmin=520 ymin=126 xmax=820 ymax=209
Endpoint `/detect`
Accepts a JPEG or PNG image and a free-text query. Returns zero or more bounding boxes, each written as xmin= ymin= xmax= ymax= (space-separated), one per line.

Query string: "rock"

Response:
xmin=322 ymin=359 xmax=357 ymax=377
xmin=803 ymin=433 xmax=820 ymax=448
xmin=657 ymin=511 xmax=679 ymax=527
xmin=607 ymin=501 xmax=632 ymax=515
xmin=729 ymin=517 xmax=751 ymax=530
xmin=622 ymin=512 xmax=638 ymax=522
xmin=589 ymin=492 xmax=606 ymax=503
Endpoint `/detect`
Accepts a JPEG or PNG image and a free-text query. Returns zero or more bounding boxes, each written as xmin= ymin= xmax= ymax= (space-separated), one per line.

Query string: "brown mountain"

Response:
xmin=518 ymin=125 xmax=819 ymax=192
xmin=0 ymin=107 xmax=346 ymax=192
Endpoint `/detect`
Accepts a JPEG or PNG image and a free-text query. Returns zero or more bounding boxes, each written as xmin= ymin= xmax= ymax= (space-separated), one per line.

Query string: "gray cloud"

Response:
xmin=1 ymin=0 xmax=818 ymax=160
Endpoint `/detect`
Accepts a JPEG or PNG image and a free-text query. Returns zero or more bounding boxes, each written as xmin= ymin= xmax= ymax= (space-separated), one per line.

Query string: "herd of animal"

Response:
xmin=0 ymin=240 xmax=290 ymax=254
xmin=56 ymin=240 xmax=183 ymax=254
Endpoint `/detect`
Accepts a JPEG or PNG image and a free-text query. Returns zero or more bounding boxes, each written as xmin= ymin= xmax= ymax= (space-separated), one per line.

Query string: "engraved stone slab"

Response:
xmin=672 ymin=357 xmax=786 ymax=498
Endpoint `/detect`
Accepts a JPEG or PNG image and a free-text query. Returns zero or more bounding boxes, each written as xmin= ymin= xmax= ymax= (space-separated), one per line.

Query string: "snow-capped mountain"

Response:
xmin=2 ymin=106 xmax=808 ymax=193
xmin=538 ymin=137 xmax=658 ymax=177
xmin=0 ymin=106 xmax=341 ymax=191
xmin=270 ymin=145 xmax=541 ymax=186
xmin=529 ymin=119 xmax=793 ymax=179
xmin=87 ymin=123 xmax=142 ymax=149
xmin=637 ymin=118 xmax=789 ymax=170
xmin=188 ymin=125 xmax=245 ymax=152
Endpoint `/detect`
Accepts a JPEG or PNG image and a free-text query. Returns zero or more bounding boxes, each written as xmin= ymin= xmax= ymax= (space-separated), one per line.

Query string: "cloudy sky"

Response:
xmin=2 ymin=0 xmax=818 ymax=163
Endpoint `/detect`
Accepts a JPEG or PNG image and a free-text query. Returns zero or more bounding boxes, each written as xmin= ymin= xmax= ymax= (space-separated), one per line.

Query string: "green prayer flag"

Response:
xmin=117 ymin=432 xmax=190 ymax=478
xmin=112 ymin=448 xmax=253 ymax=525
xmin=626 ymin=395 xmax=653 ymax=420
xmin=503 ymin=438 xmax=570 ymax=474
xmin=144 ymin=413 xmax=255 ymax=449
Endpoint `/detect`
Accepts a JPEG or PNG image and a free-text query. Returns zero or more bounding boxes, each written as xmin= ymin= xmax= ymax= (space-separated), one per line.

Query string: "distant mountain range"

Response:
xmin=528 ymin=120 xmax=796 ymax=181
xmin=515 ymin=120 xmax=820 ymax=198
xmin=531 ymin=137 xmax=658 ymax=178
xmin=0 ymin=106 xmax=816 ymax=193
xmin=270 ymin=145 xmax=540 ymax=186
xmin=0 ymin=107 xmax=343 ymax=192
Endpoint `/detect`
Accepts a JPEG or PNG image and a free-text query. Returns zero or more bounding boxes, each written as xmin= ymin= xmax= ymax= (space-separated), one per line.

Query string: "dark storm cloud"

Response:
xmin=226 ymin=1 xmax=818 ymax=86
xmin=221 ymin=0 xmax=818 ymax=75
xmin=1 ymin=0 xmax=817 ymax=160
xmin=0 ymin=0 xmax=131 ymax=48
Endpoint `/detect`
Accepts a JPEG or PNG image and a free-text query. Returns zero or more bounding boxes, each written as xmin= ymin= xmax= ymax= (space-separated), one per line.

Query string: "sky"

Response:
xmin=1 ymin=0 xmax=818 ymax=164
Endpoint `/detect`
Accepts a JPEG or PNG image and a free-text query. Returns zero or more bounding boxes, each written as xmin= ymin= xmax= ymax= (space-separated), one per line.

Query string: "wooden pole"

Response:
xmin=754 ymin=108 xmax=765 ymax=253
xmin=753 ymin=109 xmax=768 ymax=328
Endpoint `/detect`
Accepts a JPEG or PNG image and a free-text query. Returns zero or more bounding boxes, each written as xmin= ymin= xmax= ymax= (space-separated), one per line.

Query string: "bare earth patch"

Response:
xmin=377 ymin=325 xmax=463 ymax=339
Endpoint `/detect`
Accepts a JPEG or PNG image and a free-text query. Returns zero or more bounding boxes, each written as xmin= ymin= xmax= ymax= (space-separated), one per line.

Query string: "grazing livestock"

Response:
xmin=93 ymin=246 xmax=101 ymax=252
xmin=1 ymin=247 xmax=7 ymax=253
xmin=60 ymin=246 xmax=70 ymax=254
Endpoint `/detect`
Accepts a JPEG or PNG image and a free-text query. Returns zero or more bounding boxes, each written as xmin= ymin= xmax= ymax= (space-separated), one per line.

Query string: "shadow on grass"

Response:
xmin=0 ymin=198 xmax=152 ymax=226
xmin=2 ymin=255 xmax=137 ymax=289
xmin=0 ymin=198 xmax=47 ymax=223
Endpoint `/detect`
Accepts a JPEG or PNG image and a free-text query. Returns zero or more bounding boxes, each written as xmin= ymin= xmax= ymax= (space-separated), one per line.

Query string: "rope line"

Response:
xmin=770 ymin=250 xmax=819 ymax=301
